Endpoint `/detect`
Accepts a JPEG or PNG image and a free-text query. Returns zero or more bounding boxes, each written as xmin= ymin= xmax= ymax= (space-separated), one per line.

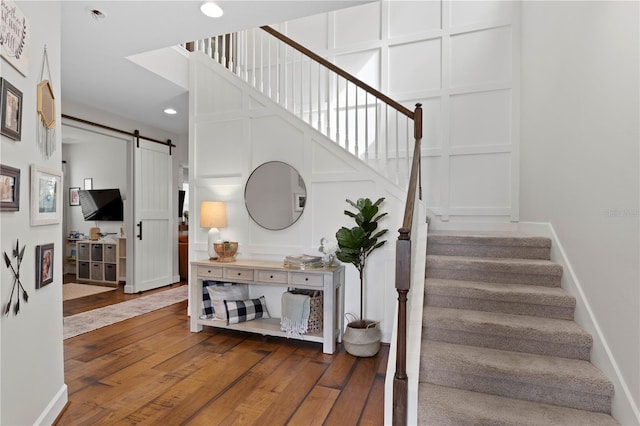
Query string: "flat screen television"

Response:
xmin=78 ymin=189 xmax=124 ymax=221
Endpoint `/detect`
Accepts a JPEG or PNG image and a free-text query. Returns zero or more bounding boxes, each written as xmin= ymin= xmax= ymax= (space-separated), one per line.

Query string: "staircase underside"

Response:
xmin=418 ymin=231 xmax=618 ymax=425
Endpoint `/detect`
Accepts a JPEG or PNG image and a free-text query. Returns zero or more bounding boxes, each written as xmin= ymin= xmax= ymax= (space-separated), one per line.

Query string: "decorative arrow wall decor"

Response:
xmin=3 ymin=239 xmax=28 ymax=316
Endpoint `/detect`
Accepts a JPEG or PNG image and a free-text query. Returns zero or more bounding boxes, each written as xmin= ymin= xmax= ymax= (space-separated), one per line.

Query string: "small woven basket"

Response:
xmin=289 ymin=289 xmax=323 ymax=333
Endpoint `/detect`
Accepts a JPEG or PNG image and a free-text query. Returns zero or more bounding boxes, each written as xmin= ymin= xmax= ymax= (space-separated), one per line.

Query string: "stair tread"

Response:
xmin=428 ymin=230 xmax=552 ymax=247
xmin=421 ymin=340 xmax=614 ymax=396
xmin=424 ymin=306 xmax=591 ymax=345
xmin=418 ymin=383 xmax=619 ymax=426
xmin=426 ymin=278 xmax=575 ymax=307
xmin=427 ymin=254 xmax=563 ymax=275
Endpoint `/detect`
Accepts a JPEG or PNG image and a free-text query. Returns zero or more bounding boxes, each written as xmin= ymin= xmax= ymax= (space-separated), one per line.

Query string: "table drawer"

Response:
xmin=290 ymin=272 xmax=323 ymax=287
xmin=198 ymin=266 xmax=223 ymax=279
xmin=224 ymin=268 xmax=254 ymax=281
xmin=256 ymin=270 xmax=288 ymax=284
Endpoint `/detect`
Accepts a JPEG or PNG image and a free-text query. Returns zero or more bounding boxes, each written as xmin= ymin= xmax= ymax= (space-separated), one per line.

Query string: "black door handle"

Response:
xmin=137 ymin=221 xmax=143 ymax=240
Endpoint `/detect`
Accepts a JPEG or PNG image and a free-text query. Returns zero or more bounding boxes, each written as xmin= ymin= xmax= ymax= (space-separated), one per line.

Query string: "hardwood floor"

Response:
xmin=58 ymin=275 xmax=387 ymax=425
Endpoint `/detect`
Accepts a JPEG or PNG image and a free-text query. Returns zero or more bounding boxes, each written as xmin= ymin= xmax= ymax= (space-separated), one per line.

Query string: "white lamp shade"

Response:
xmin=200 ymin=201 xmax=227 ymax=228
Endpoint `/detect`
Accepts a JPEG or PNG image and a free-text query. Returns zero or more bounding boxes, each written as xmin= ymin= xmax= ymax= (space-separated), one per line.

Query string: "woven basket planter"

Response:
xmin=343 ymin=320 xmax=381 ymax=357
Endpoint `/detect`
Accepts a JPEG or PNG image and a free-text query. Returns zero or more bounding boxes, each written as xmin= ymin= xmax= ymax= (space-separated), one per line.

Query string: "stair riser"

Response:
xmin=422 ymin=368 xmax=611 ymax=413
xmin=426 ymin=294 xmax=575 ymax=320
xmin=428 ymin=243 xmax=550 ymax=260
xmin=427 ymin=268 xmax=561 ymax=287
xmin=423 ymin=328 xmax=591 ymax=360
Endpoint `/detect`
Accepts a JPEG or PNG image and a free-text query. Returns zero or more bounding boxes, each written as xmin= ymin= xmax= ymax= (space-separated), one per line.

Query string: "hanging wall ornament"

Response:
xmin=3 ymin=239 xmax=28 ymax=316
xmin=37 ymin=45 xmax=56 ymax=159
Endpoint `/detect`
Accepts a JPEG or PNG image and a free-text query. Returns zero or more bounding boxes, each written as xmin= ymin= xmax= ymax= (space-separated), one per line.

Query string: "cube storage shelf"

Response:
xmin=76 ymin=238 xmax=126 ymax=285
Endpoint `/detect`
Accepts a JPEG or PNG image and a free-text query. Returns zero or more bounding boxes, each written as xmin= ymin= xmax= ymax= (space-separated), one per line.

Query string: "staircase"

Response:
xmin=418 ymin=231 xmax=618 ymax=425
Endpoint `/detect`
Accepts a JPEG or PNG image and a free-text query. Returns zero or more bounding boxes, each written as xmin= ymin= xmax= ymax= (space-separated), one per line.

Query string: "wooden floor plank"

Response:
xmin=317 ymin=345 xmax=357 ymax=388
xmin=288 ymin=385 xmax=341 ymax=426
xmin=359 ymin=374 xmax=386 ymax=425
xmin=324 ymin=355 xmax=379 ymax=425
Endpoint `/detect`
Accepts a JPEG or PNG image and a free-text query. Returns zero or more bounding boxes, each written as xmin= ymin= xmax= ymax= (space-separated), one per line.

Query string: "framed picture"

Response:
xmin=0 ymin=0 xmax=30 ymax=77
xmin=69 ymin=187 xmax=80 ymax=206
xmin=30 ymin=164 xmax=63 ymax=226
xmin=35 ymin=243 xmax=54 ymax=289
xmin=0 ymin=78 xmax=23 ymax=141
xmin=294 ymin=193 xmax=306 ymax=212
xmin=0 ymin=164 xmax=20 ymax=211
xmin=84 ymin=178 xmax=93 ymax=190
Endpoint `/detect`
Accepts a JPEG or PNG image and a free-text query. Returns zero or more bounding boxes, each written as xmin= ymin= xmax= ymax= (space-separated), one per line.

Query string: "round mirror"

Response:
xmin=245 ymin=161 xmax=307 ymax=230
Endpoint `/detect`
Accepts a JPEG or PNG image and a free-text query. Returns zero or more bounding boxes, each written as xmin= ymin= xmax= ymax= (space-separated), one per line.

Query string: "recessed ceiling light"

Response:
xmin=164 ymin=108 xmax=177 ymax=115
xmin=200 ymin=2 xmax=223 ymax=18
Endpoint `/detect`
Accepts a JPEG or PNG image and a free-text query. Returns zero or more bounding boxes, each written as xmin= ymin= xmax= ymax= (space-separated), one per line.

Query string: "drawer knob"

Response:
xmin=207 ymin=270 xmax=211 ymax=273
xmin=237 ymin=272 xmax=241 ymax=276
xmin=305 ymin=277 xmax=309 ymax=281
xmin=270 ymin=275 xmax=274 ymax=279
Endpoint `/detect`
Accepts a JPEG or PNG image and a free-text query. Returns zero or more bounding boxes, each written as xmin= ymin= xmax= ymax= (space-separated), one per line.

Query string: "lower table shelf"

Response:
xmin=197 ymin=317 xmax=324 ymax=343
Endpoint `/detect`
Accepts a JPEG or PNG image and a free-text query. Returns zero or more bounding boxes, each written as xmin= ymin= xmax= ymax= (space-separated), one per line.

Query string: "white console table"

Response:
xmin=190 ymin=259 xmax=345 ymax=354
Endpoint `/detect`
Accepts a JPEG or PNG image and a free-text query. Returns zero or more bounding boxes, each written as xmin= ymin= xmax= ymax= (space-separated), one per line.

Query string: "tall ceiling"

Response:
xmin=61 ymin=1 xmax=369 ymax=136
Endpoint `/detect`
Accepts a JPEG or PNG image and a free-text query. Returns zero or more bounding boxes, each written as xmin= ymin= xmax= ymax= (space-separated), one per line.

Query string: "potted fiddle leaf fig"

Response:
xmin=335 ymin=197 xmax=388 ymax=357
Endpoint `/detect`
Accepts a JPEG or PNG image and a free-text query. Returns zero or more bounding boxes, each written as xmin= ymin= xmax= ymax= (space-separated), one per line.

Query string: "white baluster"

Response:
xmin=252 ymin=29 xmax=256 ymax=87
xmin=308 ymin=57 xmax=313 ymax=126
xmin=355 ymin=87 xmax=359 ymax=158
xmin=406 ymin=116 xmax=410 ymax=181
xmin=336 ymin=75 xmax=340 ymax=145
xmin=345 ymin=81 xmax=349 ymax=152
xmin=317 ymin=62 xmax=322 ymax=132
xmin=373 ymin=98 xmax=380 ymax=163
xmin=365 ymin=92 xmax=369 ymax=161
xmin=299 ymin=51 xmax=303 ymax=119
xmin=395 ymin=109 xmax=400 ymax=182
xmin=259 ymin=31 xmax=264 ymax=92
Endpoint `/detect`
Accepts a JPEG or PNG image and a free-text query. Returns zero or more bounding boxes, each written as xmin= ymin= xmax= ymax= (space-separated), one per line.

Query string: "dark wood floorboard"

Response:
xmin=57 ymin=274 xmax=387 ymax=425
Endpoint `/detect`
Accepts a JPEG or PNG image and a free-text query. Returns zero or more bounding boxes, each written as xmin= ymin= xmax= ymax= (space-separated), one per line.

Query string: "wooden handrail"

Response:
xmin=260 ymin=26 xmax=416 ymax=120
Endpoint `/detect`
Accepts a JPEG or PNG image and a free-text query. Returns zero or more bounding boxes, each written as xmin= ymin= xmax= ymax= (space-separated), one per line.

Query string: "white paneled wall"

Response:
xmin=281 ymin=0 xmax=520 ymax=226
xmin=189 ymin=54 xmax=409 ymax=342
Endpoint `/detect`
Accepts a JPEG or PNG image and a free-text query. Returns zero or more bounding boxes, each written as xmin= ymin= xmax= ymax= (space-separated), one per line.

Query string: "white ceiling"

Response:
xmin=61 ymin=1 xmax=369 ymax=136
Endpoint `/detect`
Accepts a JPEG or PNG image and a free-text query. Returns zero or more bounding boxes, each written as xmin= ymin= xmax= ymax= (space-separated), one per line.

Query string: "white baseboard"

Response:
xmin=34 ymin=384 xmax=68 ymax=425
xmin=519 ymin=222 xmax=640 ymax=426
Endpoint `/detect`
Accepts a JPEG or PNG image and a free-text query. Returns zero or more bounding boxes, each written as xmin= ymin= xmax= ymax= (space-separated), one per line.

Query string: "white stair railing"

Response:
xmin=184 ymin=27 xmax=418 ymax=188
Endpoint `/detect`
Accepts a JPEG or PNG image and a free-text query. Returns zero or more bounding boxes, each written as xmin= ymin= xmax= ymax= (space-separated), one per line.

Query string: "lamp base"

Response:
xmin=207 ymin=227 xmax=221 ymax=259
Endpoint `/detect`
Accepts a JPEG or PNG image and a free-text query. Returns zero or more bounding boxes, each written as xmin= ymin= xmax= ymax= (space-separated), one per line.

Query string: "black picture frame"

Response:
xmin=35 ymin=243 xmax=54 ymax=289
xmin=0 ymin=78 xmax=23 ymax=141
xmin=0 ymin=164 xmax=20 ymax=211
xmin=69 ymin=187 xmax=80 ymax=206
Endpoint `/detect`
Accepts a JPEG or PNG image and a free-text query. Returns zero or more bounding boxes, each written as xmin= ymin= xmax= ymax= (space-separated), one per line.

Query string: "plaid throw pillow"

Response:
xmin=224 ymin=296 xmax=270 ymax=325
xmin=201 ymin=280 xmax=218 ymax=318
xmin=202 ymin=281 xmax=245 ymax=318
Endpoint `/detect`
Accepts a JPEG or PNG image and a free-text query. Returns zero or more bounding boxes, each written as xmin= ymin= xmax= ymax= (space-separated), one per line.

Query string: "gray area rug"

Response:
xmin=63 ymin=286 xmax=188 ymax=339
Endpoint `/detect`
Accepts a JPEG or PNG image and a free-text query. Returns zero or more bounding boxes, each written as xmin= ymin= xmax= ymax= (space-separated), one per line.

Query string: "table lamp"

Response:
xmin=200 ymin=201 xmax=227 ymax=259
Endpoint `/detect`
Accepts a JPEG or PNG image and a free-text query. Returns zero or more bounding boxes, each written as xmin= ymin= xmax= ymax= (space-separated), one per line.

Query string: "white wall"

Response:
xmin=62 ymin=131 xmax=127 ymax=237
xmin=0 ymin=2 xmax=67 ymax=423
xmin=189 ymin=53 xmax=408 ymax=341
xmin=520 ymin=1 xmax=639 ymax=424
xmin=280 ymin=0 xmax=520 ymax=226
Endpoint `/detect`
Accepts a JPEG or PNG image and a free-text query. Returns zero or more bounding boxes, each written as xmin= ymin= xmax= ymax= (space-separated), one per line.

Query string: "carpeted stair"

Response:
xmin=418 ymin=231 xmax=618 ymax=425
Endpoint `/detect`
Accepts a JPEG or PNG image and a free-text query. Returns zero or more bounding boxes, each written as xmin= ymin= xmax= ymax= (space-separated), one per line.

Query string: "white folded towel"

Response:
xmin=280 ymin=292 xmax=310 ymax=338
